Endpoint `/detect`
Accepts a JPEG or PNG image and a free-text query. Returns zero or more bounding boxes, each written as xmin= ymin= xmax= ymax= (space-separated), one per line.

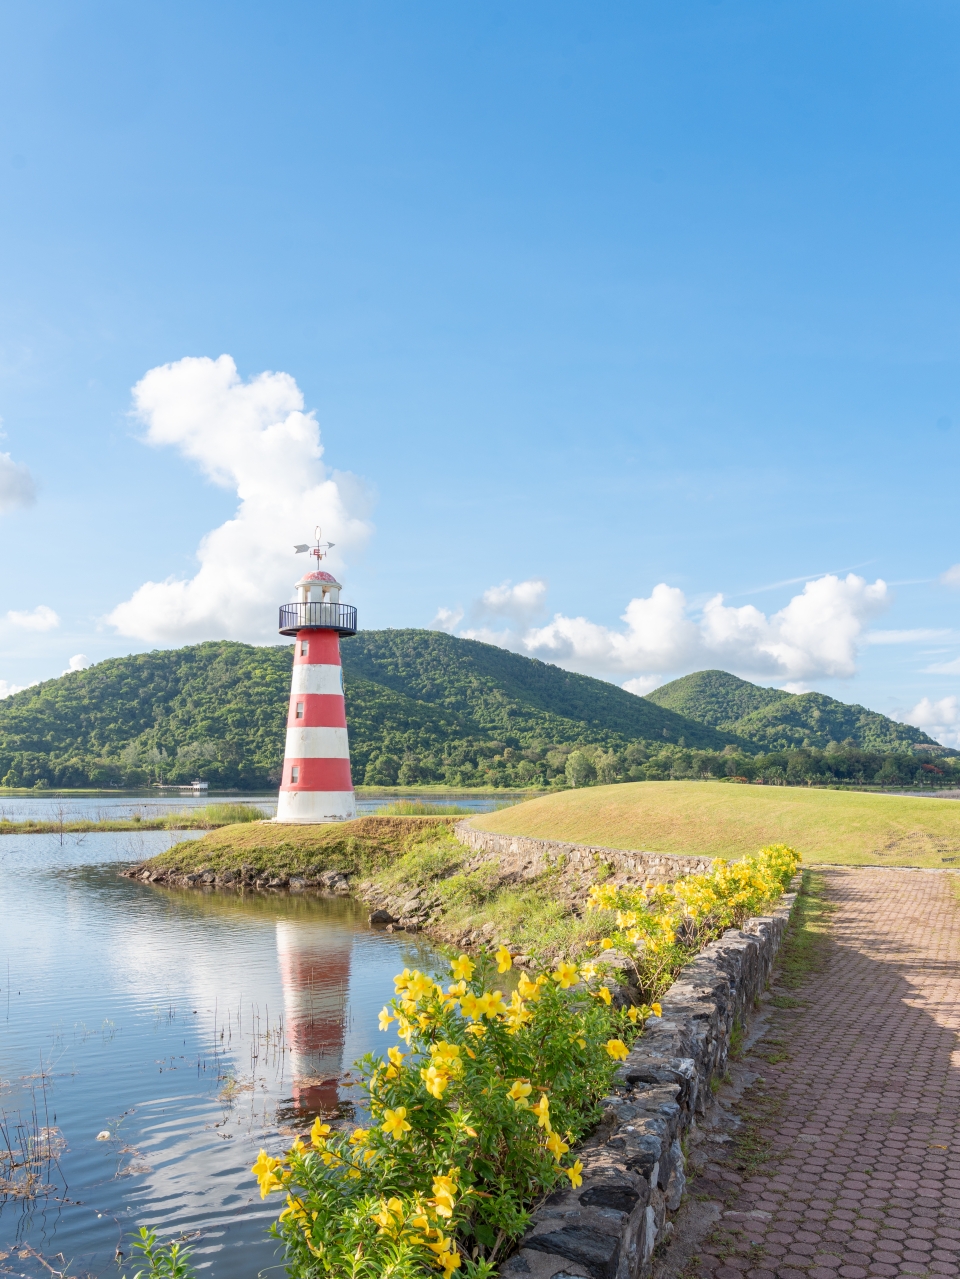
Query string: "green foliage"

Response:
xmin=376 ymin=801 xmax=479 ymax=816
xmin=0 ymin=637 xmax=949 ymax=793
xmin=196 ymin=802 xmax=265 ymax=823
xmin=254 ymin=844 xmax=797 ymax=1276
xmin=647 ymin=669 xmax=942 ymax=753
xmin=254 ymin=948 xmax=645 ymax=1276
xmin=122 ymin=1228 xmax=197 ymax=1279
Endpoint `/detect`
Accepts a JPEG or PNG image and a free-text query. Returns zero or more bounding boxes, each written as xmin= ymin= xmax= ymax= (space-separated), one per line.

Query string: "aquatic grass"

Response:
xmin=376 ymin=801 xmax=479 ymax=816
xmin=193 ymin=801 xmax=265 ymax=824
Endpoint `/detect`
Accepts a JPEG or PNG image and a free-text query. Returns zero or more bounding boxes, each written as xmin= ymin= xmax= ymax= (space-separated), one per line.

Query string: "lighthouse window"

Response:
xmin=290 ymin=765 xmax=300 ymax=784
xmin=300 ymin=641 xmax=309 ymax=656
xmin=295 ymin=701 xmax=304 ymax=719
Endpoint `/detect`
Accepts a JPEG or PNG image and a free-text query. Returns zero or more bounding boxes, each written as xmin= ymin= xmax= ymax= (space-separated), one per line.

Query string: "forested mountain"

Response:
xmin=0 ymin=638 xmax=950 ymax=792
xmin=0 ymin=632 xmax=736 ymax=790
xmin=646 ymin=669 xmax=940 ymax=753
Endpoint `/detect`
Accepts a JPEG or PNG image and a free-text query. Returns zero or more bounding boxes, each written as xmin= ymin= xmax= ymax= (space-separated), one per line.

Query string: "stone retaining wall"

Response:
xmin=500 ymin=877 xmax=800 ymax=1279
xmin=454 ymin=821 xmax=715 ymax=884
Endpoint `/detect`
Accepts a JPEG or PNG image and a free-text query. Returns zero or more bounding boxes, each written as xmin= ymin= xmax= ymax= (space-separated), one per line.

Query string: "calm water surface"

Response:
xmin=0 ymin=791 xmax=516 ymax=822
xmin=0 ymin=831 xmax=443 ymax=1276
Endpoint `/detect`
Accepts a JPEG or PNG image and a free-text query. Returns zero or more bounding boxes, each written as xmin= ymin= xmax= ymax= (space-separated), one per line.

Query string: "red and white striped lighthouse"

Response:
xmin=276 ymin=536 xmax=357 ymax=823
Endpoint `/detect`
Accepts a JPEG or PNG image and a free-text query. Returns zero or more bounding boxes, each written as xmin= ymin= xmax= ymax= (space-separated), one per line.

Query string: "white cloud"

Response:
xmin=865 ymin=628 xmax=954 ymax=644
xmin=431 ymin=606 xmax=464 ymax=633
xmin=62 ymin=654 xmax=90 ymax=675
xmin=0 ymin=679 xmax=29 ymax=698
xmin=437 ymin=572 xmax=890 ymax=684
xmin=0 ymin=451 xmax=36 ymax=514
xmin=923 ymin=656 xmax=960 ymax=675
xmin=941 ymin=565 xmax=960 ymax=588
xmin=903 ymin=695 xmax=960 ymax=749
xmin=6 ymin=604 xmax=60 ymax=631
xmin=622 ymin=675 xmax=664 ymax=696
xmin=477 ymin=579 xmax=548 ymax=624
xmin=107 ymin=355 xmax=373 ymax=644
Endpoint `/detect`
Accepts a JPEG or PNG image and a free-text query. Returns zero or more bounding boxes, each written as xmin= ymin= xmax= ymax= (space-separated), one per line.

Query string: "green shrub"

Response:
xmin=253 ymin=844 xmax=799 ymax=1277
xmin=375 ymin=801 xmax=477 ymax=816
xmin=122 ymin=1228 xmax=197 ymax=1278
xmin=196 ymin=802 xmax=265 ymax=824
xmin=254 ymin=947 xmax=654 ymax=1276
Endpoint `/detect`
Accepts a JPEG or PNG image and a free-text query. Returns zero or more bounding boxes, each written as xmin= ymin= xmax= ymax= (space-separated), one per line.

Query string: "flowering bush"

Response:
xmin=253 ymin=845 xmax=798 ymax=1277
xmin=587 ymin=843 xmax=801 ymax=995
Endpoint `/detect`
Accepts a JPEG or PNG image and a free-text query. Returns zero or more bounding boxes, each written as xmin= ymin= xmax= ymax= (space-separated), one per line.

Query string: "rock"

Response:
xmin=266 ymin=877 xmax=287 ymax=888
xmin=221 ymin=870 xmax=237 ymax=883
xmin=320 ymin=869 xmax=345 ymax=887
xmin=289 ymin=877 xmax=307 ymax=890
xmin=332 ymin=879 xmax=351 ymax=895
xmin=200 ymin=870 xmax=216 ymax=884
xmin=369 ymin=908 xmax=397 ymax=926
xmin=665 ymin=1138 xmax=685 ymax=1210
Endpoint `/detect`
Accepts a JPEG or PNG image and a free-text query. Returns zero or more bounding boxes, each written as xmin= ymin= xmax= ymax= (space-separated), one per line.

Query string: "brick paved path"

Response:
xmin=692 ymin=868 xmax=960 ymax=1279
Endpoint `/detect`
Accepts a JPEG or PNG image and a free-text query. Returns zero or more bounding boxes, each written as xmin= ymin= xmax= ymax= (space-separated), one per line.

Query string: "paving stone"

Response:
xmin=683 ymin=869 xmax=960 ymax=1279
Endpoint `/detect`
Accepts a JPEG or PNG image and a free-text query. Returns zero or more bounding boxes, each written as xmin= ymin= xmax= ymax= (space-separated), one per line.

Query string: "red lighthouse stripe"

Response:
xmin=287 ymin=693 xmax=347 ymax=729
xmin=293 ymin=630 xmax=341 ymax=666
xmin=280 ymin=757 xmax=354 ymax=792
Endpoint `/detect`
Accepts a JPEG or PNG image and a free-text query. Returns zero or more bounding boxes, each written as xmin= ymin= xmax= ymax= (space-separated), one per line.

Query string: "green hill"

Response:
xmin=0 ymin=632 xmax=736 ymax=791
xmin=0 ymin=639 xmax=950 ymax=792
xmin=646 ymin=669 xmax=941 ymax=753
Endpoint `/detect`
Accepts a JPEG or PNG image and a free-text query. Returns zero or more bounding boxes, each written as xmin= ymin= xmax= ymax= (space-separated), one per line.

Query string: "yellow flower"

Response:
xmin=459 ymin=991 xmax=481 ymax=1020
xmin=627 ymin=1006 xmax=640 ymax=1023
xmin=450 ymin=954 xmax=475 ymax=981
xmin=566 ymin=1158 xmax=584 ymax=1188
xmin=477 ymin=990 xmax=507 ymax=1018
xmin=444 ymin=980 xmax=467 ymax=1001
xmin=532 ymin=1094 xmax=551 ymax=1132
xmin=251 ymin=1149 xmax=284 ymax=1198
xmin=517 ymin=972 xmax=543 ymax=1001
xmin=507 ymin=1079 xmax=532 ymax=1107
xmin=372 ymin=1196 xmax=405 ymax=1234
xmin=600 ymin=938 xmax=613 ymax=950
xmin=388 ymin=1045 xmax=405 ymax=1067
xmin=495 ymin=945 xmax=513 ymax=973
xmin=394 ymin=969 xmax=412 ymax=993
xmin=378 ymin=1006 xmax=395 ymax=1031
xmin=349 ymin=1127 xmax=370 ymax=1145
xmin=552 ymin=961 xmax=579 ymax=989
xmin=651 ymin=1002 xmax=662 ymax=1017
xmin=431 ymin=1040 xmax=462 ymax=1065
xmin=288 ymin=1136 xmax=307 ymax=1156
xmin=569 ymin=1033 xmax=586 ymax=1048
xmin=396 ymin=1016 xmax=414 ymax=1044
xmin=421 ymin=1064 xmax=450 ymax=1099
xmin=407 ymin=970 xmax=436 ymax=1003
xmin=309 ymin=1118 xmax=332 ymax=1148
xmin=430 ymin=1171 xmax=458 ymax=1218
xmin=466 ymin=1022 xmax=486 ymax=1037
xmin=605 ymin=1038 xmax=629 ymax=1060
xmin=381 ymin=1107 xmax=412 ymax=1140
xmin=593 ymin=985 xmax=612 ymax=1005
xmin=580 ymin=962 xmax=598 ymax=981
xmin=546 ymin=1131 xmax=570 ymax=1159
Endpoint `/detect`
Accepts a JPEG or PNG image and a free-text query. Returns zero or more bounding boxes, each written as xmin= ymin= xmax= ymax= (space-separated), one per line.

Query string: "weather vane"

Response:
xmin=294 ymin=525 xmax=335 ymax=565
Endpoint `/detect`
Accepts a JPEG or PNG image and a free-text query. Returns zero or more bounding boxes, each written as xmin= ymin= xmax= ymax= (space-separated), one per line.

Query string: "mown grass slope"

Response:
xmin=469 ymin=781 xmax=960 ymax=867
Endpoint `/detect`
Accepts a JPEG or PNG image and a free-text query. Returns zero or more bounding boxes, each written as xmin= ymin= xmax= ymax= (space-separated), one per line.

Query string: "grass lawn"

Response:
xmin=468 ymin=781 xmax=960 ymax=868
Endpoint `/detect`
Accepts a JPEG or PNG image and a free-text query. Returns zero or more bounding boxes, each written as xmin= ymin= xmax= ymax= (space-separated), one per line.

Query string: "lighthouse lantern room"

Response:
xmin=275 ymin=529 xmax=358 ymax=824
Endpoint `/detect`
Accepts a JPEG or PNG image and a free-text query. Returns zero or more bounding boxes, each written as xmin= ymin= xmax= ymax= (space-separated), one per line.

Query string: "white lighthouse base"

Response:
xmin=274 ymin=791 xmax=357 ymax=824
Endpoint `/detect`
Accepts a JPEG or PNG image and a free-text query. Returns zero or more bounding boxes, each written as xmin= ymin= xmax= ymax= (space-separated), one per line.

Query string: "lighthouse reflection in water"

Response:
xmin=260 ymin=895 xmax=437 ymax=1120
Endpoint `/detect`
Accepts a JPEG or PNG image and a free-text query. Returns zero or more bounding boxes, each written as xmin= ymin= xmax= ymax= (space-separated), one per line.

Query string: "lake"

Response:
xmin=0 ymin=830 xmax=445 ymax=1276
xmin=0 ymin=790 xmax=517 ymax=823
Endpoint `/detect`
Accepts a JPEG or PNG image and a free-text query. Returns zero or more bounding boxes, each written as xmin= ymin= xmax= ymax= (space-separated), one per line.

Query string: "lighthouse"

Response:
xmin=275 ymin=531 xmax=358 ymax=823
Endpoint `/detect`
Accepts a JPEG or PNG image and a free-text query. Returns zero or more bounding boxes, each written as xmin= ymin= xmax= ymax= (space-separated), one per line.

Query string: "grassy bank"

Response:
xmin=0 ymin=803 xmax=265 ymax=835
xmin=138 ymin=816 xmax=613 ymax=962
xmin=467 ymin=780 xmax=960 ymax=867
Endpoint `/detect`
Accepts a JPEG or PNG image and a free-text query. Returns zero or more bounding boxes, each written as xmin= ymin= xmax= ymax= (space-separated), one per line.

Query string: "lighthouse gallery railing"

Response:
xmin=279 ymin=602 xmax=358 ymax=636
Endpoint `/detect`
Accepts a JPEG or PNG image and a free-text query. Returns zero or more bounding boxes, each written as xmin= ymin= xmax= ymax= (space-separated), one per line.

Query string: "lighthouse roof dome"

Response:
xmin=302 ymin=570 xmax=338 ymax=583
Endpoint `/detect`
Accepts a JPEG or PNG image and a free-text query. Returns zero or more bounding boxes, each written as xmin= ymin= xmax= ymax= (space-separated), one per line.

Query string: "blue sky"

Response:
xmin=1 ymin=1 xmax=959 ymax=740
